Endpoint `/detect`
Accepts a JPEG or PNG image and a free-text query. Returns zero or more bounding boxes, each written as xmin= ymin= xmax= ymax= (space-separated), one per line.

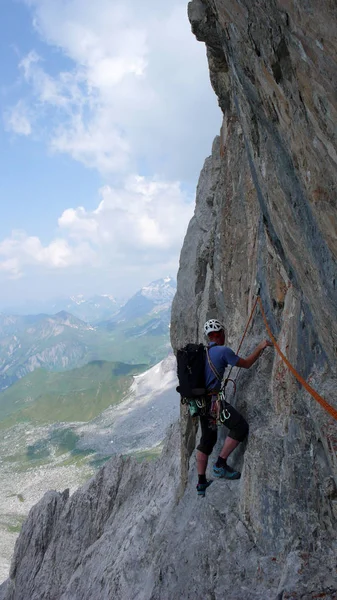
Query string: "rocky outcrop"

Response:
xmin=0 ymin=1 xmax=336 ymax=598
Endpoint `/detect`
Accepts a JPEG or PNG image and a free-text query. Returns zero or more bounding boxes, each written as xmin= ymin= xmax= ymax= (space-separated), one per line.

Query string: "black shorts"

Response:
xmin=196 ymin=401 xmax=249 ymax=456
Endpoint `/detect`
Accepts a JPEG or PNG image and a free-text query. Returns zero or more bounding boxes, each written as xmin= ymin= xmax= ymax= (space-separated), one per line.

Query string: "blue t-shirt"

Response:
xmin=205 ymin=342 xmax=240 ymax=391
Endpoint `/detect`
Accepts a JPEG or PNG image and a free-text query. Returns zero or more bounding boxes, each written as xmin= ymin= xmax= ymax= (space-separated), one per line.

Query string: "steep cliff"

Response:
xmin=1 ymin=1 xmax=336 ymax=599
xmin=173 ymin=0 xmax=337 ymax=506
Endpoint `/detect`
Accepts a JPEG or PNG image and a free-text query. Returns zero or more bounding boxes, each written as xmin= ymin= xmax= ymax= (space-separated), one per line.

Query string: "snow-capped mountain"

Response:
xmin=99 ymin=277 xmax=176 ymax=326
xmin=140 ymin=276 xmax=176 ymax=304
xmin=0 ymin=278 xmax=176 ymax=391
xmin=1 ymin=279 xmax=175 ymax=324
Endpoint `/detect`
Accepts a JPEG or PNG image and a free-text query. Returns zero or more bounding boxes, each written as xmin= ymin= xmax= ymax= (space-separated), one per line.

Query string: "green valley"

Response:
xmin=0 ymin=360 xmax=146 ymax=429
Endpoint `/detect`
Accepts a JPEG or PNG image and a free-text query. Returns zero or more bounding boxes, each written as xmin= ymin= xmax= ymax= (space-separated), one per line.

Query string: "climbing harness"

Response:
xmin=206 ymin=347 xmax=232 ymax=424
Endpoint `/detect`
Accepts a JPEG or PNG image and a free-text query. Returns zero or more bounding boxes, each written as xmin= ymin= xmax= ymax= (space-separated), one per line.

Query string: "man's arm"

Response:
xmin=236 ymin=339 xmax=273 ymax=369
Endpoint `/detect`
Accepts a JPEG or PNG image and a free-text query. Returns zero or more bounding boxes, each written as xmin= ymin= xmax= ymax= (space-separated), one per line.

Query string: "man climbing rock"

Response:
xmin=197 ymin=319 xmax=273 ymax=496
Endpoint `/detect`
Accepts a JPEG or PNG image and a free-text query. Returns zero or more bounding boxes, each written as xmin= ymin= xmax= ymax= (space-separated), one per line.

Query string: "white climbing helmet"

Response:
xmin=204 ymin=319 xmax=224 ymax=336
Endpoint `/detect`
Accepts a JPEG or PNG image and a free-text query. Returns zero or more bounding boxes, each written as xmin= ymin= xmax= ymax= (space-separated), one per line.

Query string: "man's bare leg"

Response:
xmin=219 ymin=437 xmax=240 ymax=461
xmin=196 ymin=450 xmax=212 ymax=494
xmin=196 ymin=450 xmax=208 ymax=476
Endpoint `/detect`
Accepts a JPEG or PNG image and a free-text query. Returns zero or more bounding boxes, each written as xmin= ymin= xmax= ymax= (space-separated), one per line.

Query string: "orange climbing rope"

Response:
xmin=256 ymin=296 xmax=337 ymax=422
xmin=237 ymin=296 xmax=259 ymax=355
xmin=225 ymin=295 xmax=337 ymax=422
xmin=225 ymin=296 xmax=259 ymax=385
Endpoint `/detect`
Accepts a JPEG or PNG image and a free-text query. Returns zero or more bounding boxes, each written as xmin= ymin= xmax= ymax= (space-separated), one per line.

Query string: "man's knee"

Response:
xmin=228 ymin=417 xmax=249 ymax=442
xmin=197 ymin=416 xmax=217 ymax=456
xmin=197 ymin=430 xmax=217 ymax=456
xmin=196 ymin=440 xmax=216 ymax=456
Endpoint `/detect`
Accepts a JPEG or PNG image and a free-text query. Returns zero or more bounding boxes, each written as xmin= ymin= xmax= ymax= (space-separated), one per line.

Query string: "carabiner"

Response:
xmin=219 ymin=408 xmax=231 ymax=423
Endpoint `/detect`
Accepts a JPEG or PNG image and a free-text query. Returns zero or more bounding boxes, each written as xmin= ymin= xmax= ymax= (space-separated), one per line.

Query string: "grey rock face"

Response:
xmin=1 ymin=423 xmax=336 ymax=599
xmin=172 ymin=0 xmax=337 ymax=595
xmin=0 ymin=425 xmax=181 ymax=600
xmin=1 ymin=1 xmax=336 ymax=599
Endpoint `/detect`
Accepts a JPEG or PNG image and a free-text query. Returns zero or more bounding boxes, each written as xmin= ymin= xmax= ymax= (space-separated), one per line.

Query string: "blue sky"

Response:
xmin=0 ymin=0 xmax=221 ymax=307
xmin=1 ymin=0 xmax=101 ymax=242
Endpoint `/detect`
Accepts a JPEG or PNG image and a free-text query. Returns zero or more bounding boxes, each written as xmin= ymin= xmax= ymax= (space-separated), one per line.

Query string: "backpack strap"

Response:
xmin=206 ymin=347 xmax=222 ymax=383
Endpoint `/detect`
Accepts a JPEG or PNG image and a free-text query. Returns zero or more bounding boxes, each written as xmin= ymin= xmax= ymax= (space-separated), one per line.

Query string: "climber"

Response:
xmin=197 ymin=319 xmax=273 ymax=496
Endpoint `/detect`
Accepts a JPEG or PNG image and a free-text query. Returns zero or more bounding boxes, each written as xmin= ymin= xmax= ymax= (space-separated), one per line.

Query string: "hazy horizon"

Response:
xmin=0 ymin=274 xmax=176 ymax=313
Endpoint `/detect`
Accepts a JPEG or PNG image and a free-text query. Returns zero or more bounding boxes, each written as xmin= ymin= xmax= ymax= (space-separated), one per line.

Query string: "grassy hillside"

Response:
xmin=0 ymin=311 xmax=170 ymax=391
xmin=0 ymin=360 xmax=146 ymax=429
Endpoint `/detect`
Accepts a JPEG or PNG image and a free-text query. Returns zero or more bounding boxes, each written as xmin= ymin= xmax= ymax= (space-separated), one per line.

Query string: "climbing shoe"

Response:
xmin=196 ymin=480 xmax=212 ymax=497
xmin=213 ymin=463 xmax=241 ymax=480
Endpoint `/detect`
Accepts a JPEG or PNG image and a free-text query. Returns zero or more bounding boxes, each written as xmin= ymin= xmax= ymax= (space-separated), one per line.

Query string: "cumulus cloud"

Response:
xmin=1 ymin=0 xmax=220 ymax=296
xmin=0 ymin=230 xmax=95 ymax=278
xmin=0 ymin=176 xmax=194 ymax=278
xmin=59 ymin=177 xmax=193 ymax=250
xmin=14 ymin=0 xmax=220 ymax=178
xmin=51 ymin=114 xmax=130 ymax=173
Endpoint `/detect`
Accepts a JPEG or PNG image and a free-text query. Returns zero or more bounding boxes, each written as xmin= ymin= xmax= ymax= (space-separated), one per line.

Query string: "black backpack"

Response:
xmin=176 ymin=343 xmax=206 ymax=398
xmin=176 ymin=343 xmax=223 ymax=417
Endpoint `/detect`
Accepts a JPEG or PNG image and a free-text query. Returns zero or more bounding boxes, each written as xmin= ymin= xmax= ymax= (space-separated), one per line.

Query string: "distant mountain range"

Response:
xmin=0 ymin=311 xmax=107 ymax=391
xmin=1 ymin=294 xmax=120 ymax=323
xmin=2 ymin=277 xmax=176 ymax=324
xmin=0 ymin=278 xmax=176 ymax=391
xmin=98 ymin=277 xmax=175 ymax=331
xmin=55 ymin=295 xmax=120 ymax=323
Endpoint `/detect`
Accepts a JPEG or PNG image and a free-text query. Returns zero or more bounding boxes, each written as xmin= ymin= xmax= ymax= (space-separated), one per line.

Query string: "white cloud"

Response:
xmin=0 ymin=176 xmax=194 ymax=278
xmin=50 ymin=113 xmax=130 ymax=173
xmin=12 ymin=0 xmax=220 ymax=178
xmin=0 ymin=230 xmax=95 ymax=278
xmin=19 ymin=51 xmax=71 ymax=108
xmin=5 ymin=100 xmax=32 ymax=136
xmin=59 ymin=177 xmax=193 ymax=252
xmin=1 ymin=1 xmax=220 ymax=299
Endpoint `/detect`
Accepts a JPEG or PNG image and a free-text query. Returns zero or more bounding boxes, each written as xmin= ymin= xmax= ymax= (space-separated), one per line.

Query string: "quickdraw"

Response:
xmin=217 ymin=390 xmax=231 ymax=424
xmin=181 ymin=396 xmax=209 ymax=417
xmin=181 ymin=396 xmax=208 ymax=410
xmin=213 ymin=378 xmax=236 ymax=424
xmin=196 ymin=398 xmax=207 ymax=409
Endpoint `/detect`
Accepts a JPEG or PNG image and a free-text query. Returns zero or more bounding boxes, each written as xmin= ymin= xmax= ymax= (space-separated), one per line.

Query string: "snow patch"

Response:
xmin=77 ymin=354 xmax=179 ymax=456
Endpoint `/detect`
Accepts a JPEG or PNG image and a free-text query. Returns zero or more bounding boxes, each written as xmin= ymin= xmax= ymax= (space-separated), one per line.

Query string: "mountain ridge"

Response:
xmin=0 ymin=278 xmax=176 ymax=391
xmin=1 ymin=277 xmax=176 ymax=323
